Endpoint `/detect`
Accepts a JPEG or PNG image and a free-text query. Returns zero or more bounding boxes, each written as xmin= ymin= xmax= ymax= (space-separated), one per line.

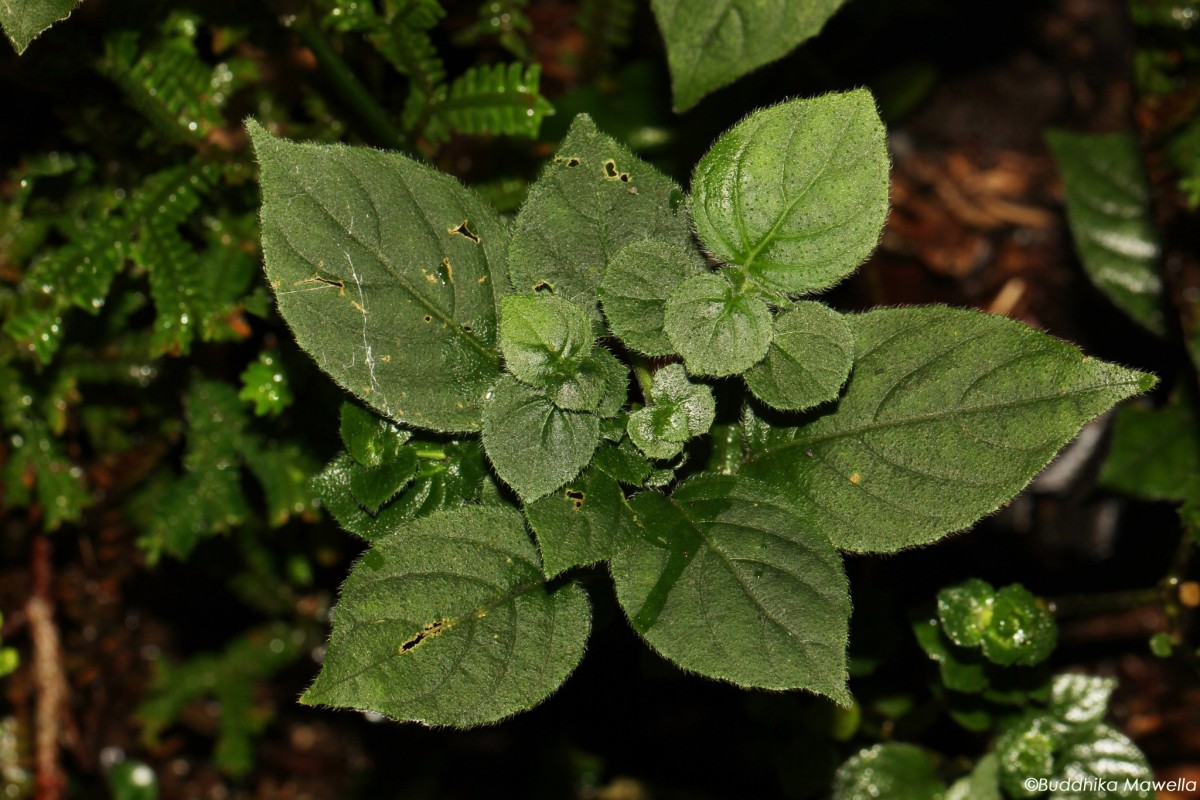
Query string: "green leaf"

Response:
xmin=498 ymin=294 xmax=608 ymax=411
xmin=525 ymin=455 xmax=639 ymax=578
xmin=600 ymin=240 xmax=706 ymax=356
xmin=249 ymin=120 xmax=509 ymax=433
xmin=1047 ymin=131 xmax=1166 ymax=335
xmin=832 ymin=743 xmax=946 ymax=800
xmin=481 ymin=376 xmax=601 ymax=500
xmin=1100 ymin=396 xmax=1200 ymax=501
xmin=1049 ymin=674 xmax=1116 ymax=732
xmin=664 ymin=273 xmax=773 ymax=377
xmin=980 ymin=585 xmax=1056 ymax=667
xmin=1050 ymin=724 xmax=1153 ymax=800
xmin=302 ymin=506 xmax=591 ymax=726
xmin=743 ymin=306 xmax=1155 ymax=553
xmin=238 ymin=352 xmax=294 ymax=417
xmin=313 ymin=443 xmax=489 ymax=540
xmin=937 ymin=579 xmax=995 ymax=649
xmin=427 ymin=62 xmax=554 ymax=142
xmin=592 ymin=348 xmax=630 ymax=418
xmin=945 ymin=754 xmax=1001 ymax=800
xmin=912 ymin=615 xmax=989 ymax=694
xmin=508 ymin=115 xmax=693 ymax=320
xmin=340 ymin=402 xmax=412 ymax=468
xmin=349 ymin=451 xmax=419 ymax=513
xmin=610 ymin=474 xmax=851 ymax=702
xmin=690 ymin=91 xmax=890 ymax=294
xmin=745 ymin=301 xmax=853 ymax=410
xmin=998 ymin=715 xmax=1064 ymax=798
xmin=0 ymin=0 xmax=81 ymax=54
xmin=627 ymin=364 xmax=716 ymax=459
xmin=652 ymin=0 xmax=848 ymax=112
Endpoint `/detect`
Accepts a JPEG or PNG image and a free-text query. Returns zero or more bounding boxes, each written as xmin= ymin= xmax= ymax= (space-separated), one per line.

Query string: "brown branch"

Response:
xmin=29 ymin=534 xmax=68 ymax=800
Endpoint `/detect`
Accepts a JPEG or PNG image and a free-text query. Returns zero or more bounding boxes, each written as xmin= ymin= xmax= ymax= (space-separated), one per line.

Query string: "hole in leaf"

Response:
xmin=399 ymin=618 xmax=453 ymax=653
xmin=533 ymin=280 xmax=554 ymax=294
xmin=423 ymin=315 xmax=433 ymax=323
xmin=604 ymin=160 xmax=619 ymax=179
xmin=565 ymin=488 xmax=585 ymax=510
xmin=562 ymin=156 xmax=581 ymax=167
xmin=619 ymin=173 xmax=630 ymax=183
xmin=462 ymin=323 xmax=473 ymax=333
xmin=447 ymin=220 xmax=481 ymax=244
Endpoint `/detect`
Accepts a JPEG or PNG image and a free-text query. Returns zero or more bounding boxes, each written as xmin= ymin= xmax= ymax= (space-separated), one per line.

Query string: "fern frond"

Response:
xmin=578 ymin=0 xmax=636 ymax=74
xmin=321 ymin=0 xmax=448 ymax=134
xmin=455 ymin=0 xmax=534 ymax=61
xmin=100 ymin=14 xmax=237 ymax=143
xmin=426 ymin=62 xmax=553 ymax=142
xmin=136 ymin=224 xmax=204 ymax=356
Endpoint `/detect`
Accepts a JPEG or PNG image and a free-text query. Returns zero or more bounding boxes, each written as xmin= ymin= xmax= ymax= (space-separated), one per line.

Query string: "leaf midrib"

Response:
xmin=749 ymin=379 xmax=1146 ymax=461
xmin=288 ymin=169 xmax=499 ymax=366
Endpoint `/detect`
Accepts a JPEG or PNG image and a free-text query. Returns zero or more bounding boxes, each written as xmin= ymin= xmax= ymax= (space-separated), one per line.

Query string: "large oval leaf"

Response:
xmin=743 ymin=306 xmax=1155 ymax=553
xmin=652 ymin=0 xmax=849 ymax=112
xmin=250 ymin=121 xmax=508 ymax=432
xmin=610 ymin=474 xmax=850 ymax=702
xmin=1046 ymin=131 xmax=1165 ymax=335
xmin=301 ymin=506 xmax=590 ymax=727
xmin=690 ymin=91 xmax=889 ymax=294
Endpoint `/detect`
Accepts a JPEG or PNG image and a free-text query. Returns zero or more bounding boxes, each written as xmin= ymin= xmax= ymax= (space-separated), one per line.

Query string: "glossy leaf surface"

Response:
xmin=1048 ymin=131 xmax=1165 ymax=335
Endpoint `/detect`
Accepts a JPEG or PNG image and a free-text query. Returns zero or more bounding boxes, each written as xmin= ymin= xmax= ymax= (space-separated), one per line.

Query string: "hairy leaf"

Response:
xmin=499 ymin=294 xmax=604 ymax=410
xmin=652 ymin=0 xmax=848 ymax=111
xmin=1 ymin=0 xmax=82 ymax=54
xmin=1047 ymin=131 xmax=1165 ymax=335
xmin=481 ymin=376 xmax=600 ymax=500
xmin=832 ymin=743 xmax=946 ymax=800
xmin=664 ymin=273 xmax=772 ymax=376
xmin=250 ymin=121 xmax=509 ymax=432
xmin=690 ymin=91 xmax=889 ymax=294
xmin=340 ymin=402 xmax=412 ymax=468
xmin=745 ymin=301 xmax=853 ymax=410
xmin=525 ymin=447 xmax=640 ymax=578
xmin=627 ymin=364 xmax=716 ymax=459
xmin=508 ymin=115 xmax=693 ymax=320
xmin=302 ymin=506 xmax=590 ymax=726
xmin=313 ymin=443 xmax=489 ymax=541
xmin=600 ymin=239 xmax=706 ymax=356
xmin=743 ymin=306 xmax=1154 ymax=553
xmin=610 ymin=474 xmax=850 ymax=702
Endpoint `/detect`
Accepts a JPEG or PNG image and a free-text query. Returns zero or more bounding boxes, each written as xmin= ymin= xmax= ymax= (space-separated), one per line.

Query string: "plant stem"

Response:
xmin=285 ymin=11 xmax=410 ymax=153
xmin=1047 ymin=587 xmax=1162 ymax=619
xmin=631 ymin=359 xmax=655 ymax=401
